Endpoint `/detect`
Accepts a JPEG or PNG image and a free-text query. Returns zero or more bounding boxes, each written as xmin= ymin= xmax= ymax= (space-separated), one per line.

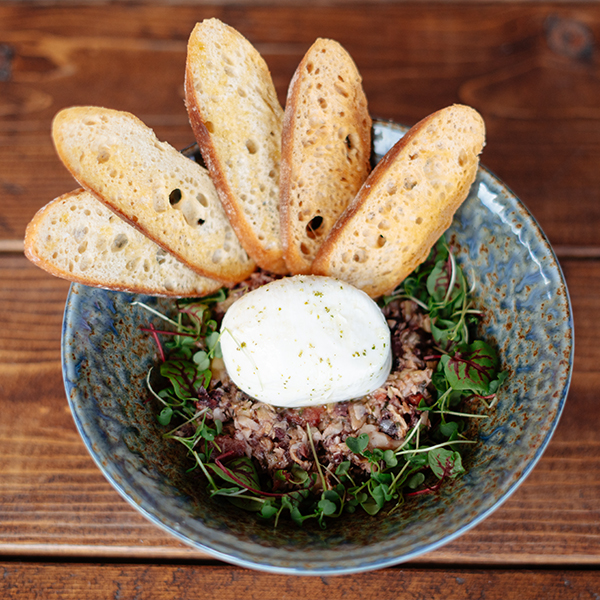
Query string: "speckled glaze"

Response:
xmin=62 ymin=120 xmax=574 ymax=575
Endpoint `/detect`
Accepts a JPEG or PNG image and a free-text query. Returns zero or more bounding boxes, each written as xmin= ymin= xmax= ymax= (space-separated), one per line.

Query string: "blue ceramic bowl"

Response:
xmin=62 ymin=120 xmax=574 ymax=575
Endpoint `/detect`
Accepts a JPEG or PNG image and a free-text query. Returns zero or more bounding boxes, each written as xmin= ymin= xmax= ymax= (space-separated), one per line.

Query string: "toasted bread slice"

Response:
xmin=312 ymin=105 xmax=485 ymax=298
xmin=51 ymin=106 xmax=255 ymax=284
xmin=280 ymin=39 xmax=372 ymax=274
xmin=185 ymin=18 xmax=287 ymax=274
xmin=25 ymin=189 xmax=224 ymax=297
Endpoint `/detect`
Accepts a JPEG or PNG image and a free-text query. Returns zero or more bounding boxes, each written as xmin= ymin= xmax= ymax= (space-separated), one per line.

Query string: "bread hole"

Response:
xmin=387 ymin=182 xmax=397 ymax=195
xmin=334 ymin=83 xmax=349 ymax=98
xmin=339 ymin=111 xmax=345 ymax=117
xmin=268 ymin=170 xmax=276 ymax=179
xmin=376 ymin=235 xmax=386 ymax=248
xmin=458 ymin=150 xmax=467 ymax=167
xmin=70 ymin=205 xmax=77 ymax=212
xmin=318 ymin=97 xmax=327 ymax=109
xmin=169 ymin=189 xmax=182 ymax=205
xmin=378 ymin=219 xmax=390 ymax=231
xmin=77 ymin=241 xmax=88 ymax=254
xmin=131 ymin=215 xmax=138 ymax=223
xmin=300 ymin=242 xmax=310 ymax=255
xmin=109 ymin=169 xmax=117 ymax=178
xmin=197 ymin=218 xmax=205 ymax=226
xmin=204 ymin=121 xmax=215 ymax=133
xmin=353 ymin=250 xmax=367 ymax=263
xmin=111 ymin=233 xmax=128 ymax=252
xmin=316 ymin=82 xmax=322 ymax=90
xmin=84 ymin=119 xmax=97 ymax=127
xmin=84 ymin=209 xmax=91 ymax=216
xmin=415 ymin=216 xmax=423 ymax=225
xmin=224 ymin=66 xmax=235 ymax=77
xmin=404 ymin=178 xmax=417 ymax=191
xmin=143 ymin=260 xmax=150 ymax=273
xmin=306 ymin=215 xmax=324 ymax=239
xmin=257 ymin=233 xmax=265 ymax=241
xmin=409 ymin=153 xmax=418 ymax=160
xmin=306 ymin=62 xmax=314 ymax=73
xmin=212 ymin=249 xmax=223 ymax=264
xmin=156 ymin=249 xmax=167 ymax=265
xmin=245 ymin=139 xmax=258 ymax=154
xmin=97 ymin=147 xmax=110 ymax=164
xmin=238 ymin=87 xmax=247 ymax=98
xmin=126 ymin=258 xmax=140 ymax=272
xmin=197 ymin=193 xmax=208 ymax=207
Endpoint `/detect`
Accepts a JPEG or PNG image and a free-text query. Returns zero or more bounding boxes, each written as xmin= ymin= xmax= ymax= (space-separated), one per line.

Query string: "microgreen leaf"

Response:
xmin=260 ymin=502 xmax=279 ymax=520
xmin=383 ymin=449 xmax=398 ymax=468
xmin=193 ymin=350 xmax=210 ymax=371
xmin=206 ymin=331 xmax=222 ymax=358
xmin=371 ymin=484 xmax=393 ymax=509
xmin=160 ymin=359 xmax=206 ymax=399
xmin=408 ymin=472 xmax=426 ymax=489
xmin=336 ymin=461 xmax=351 ymax=476
xmin=157 ymin=406 xmax=173 ymax=426
xmin=345 ymin=433 xmax=369 ymax=455
xmin=318 ymin=498 xmax=337 ymax=516
xmin=442 ymin=340 xmax=501 ymax=394
xmin=428 ymin=448 xmax=465 ymax=480
xmin=207 ymin=456 xmax=261 ymax=491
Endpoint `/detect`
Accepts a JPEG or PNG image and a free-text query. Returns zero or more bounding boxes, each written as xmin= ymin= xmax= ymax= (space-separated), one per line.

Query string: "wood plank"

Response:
xmin=0 ymin=256 xmax=595 ymax=564
xmin=1 ymin=563 xmax=599 ymax=600
xmin=2 ymin=4 xmax=600 ymax=246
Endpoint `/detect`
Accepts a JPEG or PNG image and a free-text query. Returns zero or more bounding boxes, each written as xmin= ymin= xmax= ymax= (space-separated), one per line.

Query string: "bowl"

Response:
xmin=61 ymin=119 xmax=574 ymax=575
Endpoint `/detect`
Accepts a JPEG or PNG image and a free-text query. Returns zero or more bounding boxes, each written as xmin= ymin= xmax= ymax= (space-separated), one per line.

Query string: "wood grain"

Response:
xmin=1 ymin=562 xmax=599 ymax=600
xmin=0 ymin=255 xmax=597 ymax=565
xmin=2 ymin=4 xmax=600 ymax=248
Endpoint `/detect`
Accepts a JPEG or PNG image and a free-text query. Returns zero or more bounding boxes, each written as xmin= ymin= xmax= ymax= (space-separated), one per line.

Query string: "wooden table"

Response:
xmin=1 ymin=2 xmax=599 ymax=598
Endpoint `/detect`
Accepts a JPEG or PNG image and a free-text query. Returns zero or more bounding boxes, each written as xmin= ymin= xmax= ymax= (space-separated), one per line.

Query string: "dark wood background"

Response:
xmin=1 ymin=3 xmax=599 ymax=598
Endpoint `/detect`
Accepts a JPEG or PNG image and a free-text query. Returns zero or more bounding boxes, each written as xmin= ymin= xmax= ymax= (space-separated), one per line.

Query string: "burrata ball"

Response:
xmin=219 ymin=275 xmax=392 ymax=407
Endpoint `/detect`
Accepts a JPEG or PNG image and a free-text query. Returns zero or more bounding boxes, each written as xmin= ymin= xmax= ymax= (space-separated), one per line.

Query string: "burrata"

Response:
xmin=219 ymin=275 xmax=392 ymax=407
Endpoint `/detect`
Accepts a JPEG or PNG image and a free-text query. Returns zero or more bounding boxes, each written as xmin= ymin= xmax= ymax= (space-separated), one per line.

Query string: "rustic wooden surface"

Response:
xmin=1 ymin=2 xmax=599 ymax=598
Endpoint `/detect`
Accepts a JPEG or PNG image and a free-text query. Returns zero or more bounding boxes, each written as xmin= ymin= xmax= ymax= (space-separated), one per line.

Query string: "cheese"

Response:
xmin=220 ymin=275 xmax=392 ymax=407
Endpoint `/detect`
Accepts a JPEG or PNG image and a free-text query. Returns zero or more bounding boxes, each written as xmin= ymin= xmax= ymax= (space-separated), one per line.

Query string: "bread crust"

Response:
xmin=185 ymin=19 xmax=287 ymax=274
xmin=24 ymin=189 xmax=224 ymax=297
xmin=312 ymin=104 xmax=486 ymax=298
xmin=280 ymin=38 xmax=372 ymax=274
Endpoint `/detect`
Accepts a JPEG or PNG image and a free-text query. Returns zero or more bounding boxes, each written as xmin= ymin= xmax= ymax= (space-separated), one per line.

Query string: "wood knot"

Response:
xmin=545 ymin=16 xmax=594 ymax=61
xmin=0 ymin=44 xmax=14 ymax=81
